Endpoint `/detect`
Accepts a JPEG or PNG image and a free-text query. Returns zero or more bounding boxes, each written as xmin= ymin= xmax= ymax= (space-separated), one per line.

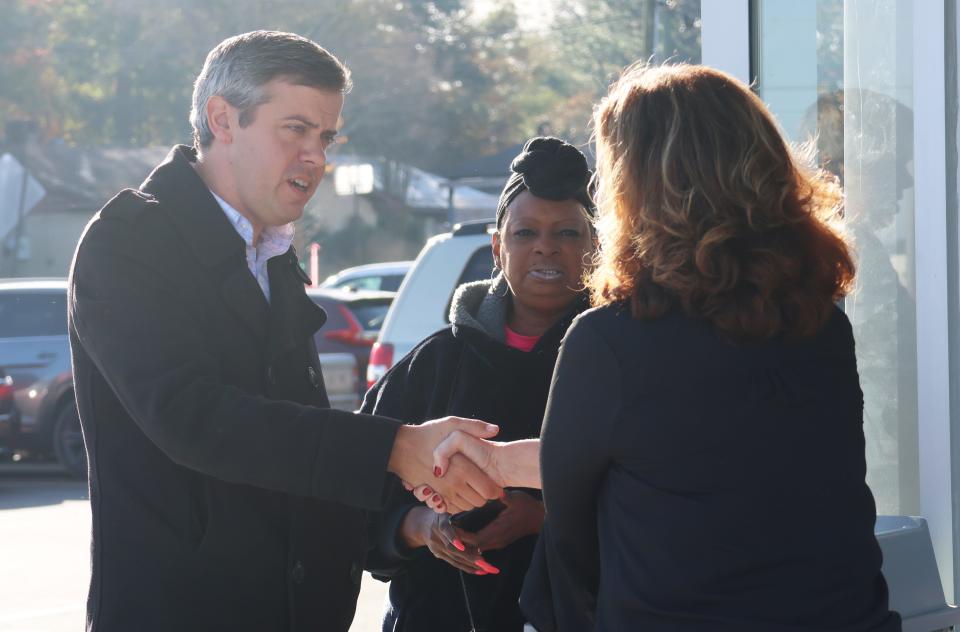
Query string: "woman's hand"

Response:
xmin=399 ymin=506 xmax=501 ymax=575
xmin=459 ymin=491 xmax=545 ymax=553
xmin=388 ymin=417 xmax=503 ymax=514
xmin=432 ymin=434 xmax=542 ymax=495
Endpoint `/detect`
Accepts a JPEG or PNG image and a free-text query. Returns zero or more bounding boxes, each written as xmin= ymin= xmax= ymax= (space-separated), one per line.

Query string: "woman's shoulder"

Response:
xmin=570 ymin=301 xmax=631 ymax=329
xmin=561 ymin=302 xmax=648 ymax=362
xmin=578 ymin=300 xmax=853 ymax=337
xmin=569 ymin=300 xmax=691 ymax=342
xmin=393 ymin=326 xmax=463 ymax=370
xmin=369 ymin=327 xmax=458 ymax=389
xmin=793 ymin=303 xmax=856 ymax=358
xmin=825 ymin=303 xmax=854 ymax=337
xmin=362 ymin=326 xmax=463 ymax=414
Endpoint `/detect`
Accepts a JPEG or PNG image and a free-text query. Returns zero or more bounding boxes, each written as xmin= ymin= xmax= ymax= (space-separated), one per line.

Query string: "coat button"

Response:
xmin=349 ymin=561 xmax=362 ymax=585
xmin=291 ymin=560 xmax=305 ymax=584
xmin=307 ymin=366 xmax=320 ymax=389
xmin=266 ymin=365 xmax=277 ymax=386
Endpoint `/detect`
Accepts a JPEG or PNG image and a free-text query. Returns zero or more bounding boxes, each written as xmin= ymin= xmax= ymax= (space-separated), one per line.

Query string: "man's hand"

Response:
xmin=387 ymin=417 xmax=502 ymax=514
xmin=399 ymin=507 xmax=500 ymax=575
xmin=459 ymin=491 xmax=544 ymax=553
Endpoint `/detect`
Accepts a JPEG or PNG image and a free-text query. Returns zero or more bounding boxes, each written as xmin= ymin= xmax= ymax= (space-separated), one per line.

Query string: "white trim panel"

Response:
xmin=700 ymin=0 xmax=751 ymax=84
xmin=913 ymin=0 xmax=955 ymax=602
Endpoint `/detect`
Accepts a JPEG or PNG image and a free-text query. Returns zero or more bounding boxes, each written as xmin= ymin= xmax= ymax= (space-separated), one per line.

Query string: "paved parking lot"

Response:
xmin=0 ymin=463 xmax=389 ymax=631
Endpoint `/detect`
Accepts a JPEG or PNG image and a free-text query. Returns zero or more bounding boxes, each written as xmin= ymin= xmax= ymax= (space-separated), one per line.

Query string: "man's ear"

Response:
xmin=206 ymin=95 xmax=234 ymax=144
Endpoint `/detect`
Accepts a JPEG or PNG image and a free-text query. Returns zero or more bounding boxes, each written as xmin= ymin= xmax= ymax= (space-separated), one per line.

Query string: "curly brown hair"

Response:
xmin=587 ymin=62 xmax=855 ymax=339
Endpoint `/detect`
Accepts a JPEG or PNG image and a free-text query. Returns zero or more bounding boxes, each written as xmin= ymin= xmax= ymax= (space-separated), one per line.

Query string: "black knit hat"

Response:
xmin=495 ymin=137 xmax=595 ymax=229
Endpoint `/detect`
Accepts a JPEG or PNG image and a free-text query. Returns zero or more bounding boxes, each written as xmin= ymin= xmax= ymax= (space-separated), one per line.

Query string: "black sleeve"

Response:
xmin=70 ymin=213 xmax=399 ymax=510
xmin=537 ymin=316 xmax=621 ymax=630
xmin=361 ymin=346 xmax=435 ymax=576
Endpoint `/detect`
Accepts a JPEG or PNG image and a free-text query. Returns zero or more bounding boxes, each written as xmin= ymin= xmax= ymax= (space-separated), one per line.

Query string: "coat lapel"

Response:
xmin=220 ymin=266 xmax=270 ymax=343
xmin=266 ymin=248 xmax=327 ymax=363
xmin=141 ymin=146 xmax=244 ymax=269
xmin=141 ymin=145 xmax=271 ymax=342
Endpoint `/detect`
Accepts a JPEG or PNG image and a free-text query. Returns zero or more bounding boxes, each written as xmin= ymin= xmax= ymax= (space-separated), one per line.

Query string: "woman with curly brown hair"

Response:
xmin=431 ymin=63 xmax=901 ymax=632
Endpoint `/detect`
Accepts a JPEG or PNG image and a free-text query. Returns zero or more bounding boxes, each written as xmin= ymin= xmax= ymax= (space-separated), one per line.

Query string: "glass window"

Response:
xmin=444 ymin=245 xmax=495 ymax=323
xmin=0 ymin=291 xmax=68 ymax=338
xmin=378 ymin=275 xmax=404 ymax=293
xmin=346 ymin=300 xmax=392 ymax=333
xmin=335 ymin=273 xmax=405 ymax=292
xmin=336 ymin=276 xmax=381 ymax=292
xmin=754 ymin=0 xmax=919 ymax=516
xmin=457 ymin=246 xmax=495 ymax=288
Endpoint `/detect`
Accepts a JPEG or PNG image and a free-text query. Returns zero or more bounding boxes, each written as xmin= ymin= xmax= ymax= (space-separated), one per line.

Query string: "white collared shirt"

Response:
xmin=210 ymin=191 xmax=295 ymax=303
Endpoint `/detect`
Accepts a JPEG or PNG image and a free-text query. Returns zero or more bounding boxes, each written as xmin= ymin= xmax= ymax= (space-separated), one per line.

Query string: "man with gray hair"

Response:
xmin=68 ymin=31 xmax=500 ymax=632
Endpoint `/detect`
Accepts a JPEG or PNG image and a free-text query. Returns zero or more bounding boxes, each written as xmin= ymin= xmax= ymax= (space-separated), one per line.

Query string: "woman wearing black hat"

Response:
xmin=362 ymin=137 xmax=595 ymax=632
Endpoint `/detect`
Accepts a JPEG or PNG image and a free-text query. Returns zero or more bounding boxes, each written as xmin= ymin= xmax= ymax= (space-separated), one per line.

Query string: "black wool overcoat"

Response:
xmin=68 ymin=145 xmax=400 ymax=632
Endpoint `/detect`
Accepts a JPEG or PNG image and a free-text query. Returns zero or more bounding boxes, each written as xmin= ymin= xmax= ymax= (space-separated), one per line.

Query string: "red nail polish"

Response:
xmin=422 ymin=487 xmax=433 ymax=496
xmin=453 ymin=539 xmax=465 ymax=552
xmin=476 ymin=560 xmax=500 ymax=574
xmin=434 ymin=466 xmax=442 ymax=477
xmin=432 ymin=494 xmax=441 ymax=503
xmin=475 ymin=570 xmax=488 ymax=575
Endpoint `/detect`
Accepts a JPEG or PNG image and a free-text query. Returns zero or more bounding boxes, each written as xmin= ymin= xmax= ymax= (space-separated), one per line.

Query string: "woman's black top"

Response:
xmin=364 ymin=277 xmax=587 ymax=632
xmin=521 ymin=303 xmax=902 ymax=632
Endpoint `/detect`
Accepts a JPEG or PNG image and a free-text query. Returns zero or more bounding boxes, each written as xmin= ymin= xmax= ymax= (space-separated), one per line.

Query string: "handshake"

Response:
xmin=387 ymin=417 xmax=536 ymax=514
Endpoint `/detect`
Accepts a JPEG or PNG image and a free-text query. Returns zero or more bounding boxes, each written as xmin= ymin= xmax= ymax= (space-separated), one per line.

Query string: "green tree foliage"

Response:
xmin=522 ymin=0 xmax=701 ymax=144
xmin=0 ymin=0 xmax=701 ymax=168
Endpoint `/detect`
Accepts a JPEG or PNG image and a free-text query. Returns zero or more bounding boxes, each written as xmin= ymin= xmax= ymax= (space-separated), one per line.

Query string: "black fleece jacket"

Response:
xmin=362 ymin=276 xmax=587 ymax=632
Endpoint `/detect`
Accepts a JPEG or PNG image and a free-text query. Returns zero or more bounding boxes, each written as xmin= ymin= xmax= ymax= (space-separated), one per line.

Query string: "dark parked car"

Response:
xmin=0 ymin=279 xmax=85 ymax=478
xmin=306 ymin=288 xmax=394 ymax=404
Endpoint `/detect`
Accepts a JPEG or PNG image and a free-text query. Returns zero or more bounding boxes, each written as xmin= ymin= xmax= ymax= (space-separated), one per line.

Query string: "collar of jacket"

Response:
xmin=139 ymin=145 xmax=327 ymax=345
xmin=139 ymin=144 xmax=248 ymax=268
xmin=449 ymin=273 xmax=589 ymax=355
xmin=449 ymin=274 xmax=511 ymax=342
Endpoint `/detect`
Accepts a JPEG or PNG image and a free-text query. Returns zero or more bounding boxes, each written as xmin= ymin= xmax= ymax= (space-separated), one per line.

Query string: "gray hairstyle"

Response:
xmin=190 ymin=30 xmax=352 ymax=148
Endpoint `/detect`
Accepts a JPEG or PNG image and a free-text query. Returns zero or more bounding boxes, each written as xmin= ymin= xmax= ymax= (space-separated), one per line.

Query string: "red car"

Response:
xmin=306 ymin=288 xmax=395 ymax=407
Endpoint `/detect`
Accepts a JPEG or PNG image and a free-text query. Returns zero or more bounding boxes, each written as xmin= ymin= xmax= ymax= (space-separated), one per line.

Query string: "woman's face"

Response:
xmin=493 ymin=190 xmax=594 ymax=318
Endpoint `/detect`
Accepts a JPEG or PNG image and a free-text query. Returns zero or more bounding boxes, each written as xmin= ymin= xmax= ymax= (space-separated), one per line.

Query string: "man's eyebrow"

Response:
xmin=281 ymin=115 xmax=320 ymax=128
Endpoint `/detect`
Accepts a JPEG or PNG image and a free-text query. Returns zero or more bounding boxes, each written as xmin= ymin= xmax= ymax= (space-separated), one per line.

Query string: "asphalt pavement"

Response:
xmin=0 ymin=463 xmax=389 ymax=631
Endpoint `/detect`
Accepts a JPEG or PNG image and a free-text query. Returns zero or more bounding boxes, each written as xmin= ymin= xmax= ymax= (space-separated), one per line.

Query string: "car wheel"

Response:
xmin=53 ymin=403 xmax=87 ymax=480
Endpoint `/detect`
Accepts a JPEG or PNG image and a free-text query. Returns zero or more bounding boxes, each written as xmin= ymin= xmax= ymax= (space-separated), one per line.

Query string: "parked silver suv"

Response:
xmin=0 ymin=279 xmax=85 ymax=477
xmin=367 ymin=221 xmax=495 ymax=387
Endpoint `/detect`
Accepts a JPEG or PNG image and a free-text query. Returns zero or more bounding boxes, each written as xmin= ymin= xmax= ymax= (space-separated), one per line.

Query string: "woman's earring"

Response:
xmin=491 ymin=255 xmax=504 ymax=278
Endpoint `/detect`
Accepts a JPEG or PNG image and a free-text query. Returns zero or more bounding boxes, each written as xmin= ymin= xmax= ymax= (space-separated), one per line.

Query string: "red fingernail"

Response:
xmin=432 ymin=494 xmax=441 ymax=503
xmin=476 ymin=560 xmax=500 ymax=574
xmin=434 ymin=466 xmax=442 ymax=477
xmin=422 ymin=487 xmax=432 ymax=496
xmin=453 ymin=538 xmax=465 ymax=552
xmin=475 ymin=570 xmax=488 ymax=575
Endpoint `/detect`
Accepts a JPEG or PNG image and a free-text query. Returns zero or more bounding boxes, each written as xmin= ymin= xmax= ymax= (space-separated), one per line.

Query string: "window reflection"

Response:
xmin=756 ymin=0 xmax=919 ymax=515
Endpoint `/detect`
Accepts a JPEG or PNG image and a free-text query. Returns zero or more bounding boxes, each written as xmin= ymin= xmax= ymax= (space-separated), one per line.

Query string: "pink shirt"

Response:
xmin=504 ymin=325 xmax=540 ymax=352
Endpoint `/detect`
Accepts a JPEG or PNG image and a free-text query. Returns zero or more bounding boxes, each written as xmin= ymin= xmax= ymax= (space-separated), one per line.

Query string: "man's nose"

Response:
xmin=300 ymin=137 xmax=327 ymax=168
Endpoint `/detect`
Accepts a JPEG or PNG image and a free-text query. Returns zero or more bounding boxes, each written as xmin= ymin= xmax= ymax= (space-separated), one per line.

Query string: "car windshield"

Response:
xmin=348 ymin=300 xmax=391 ymax=332
xmin=0 ymin=292 xmax=68 ymax=338
xmin=335 ymin=274 xmax=403 ymax=292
